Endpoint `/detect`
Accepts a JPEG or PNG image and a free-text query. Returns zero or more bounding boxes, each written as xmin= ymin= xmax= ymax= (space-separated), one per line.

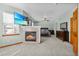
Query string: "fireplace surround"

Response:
xmin=21 ymin=26 xmax=41 ymax=43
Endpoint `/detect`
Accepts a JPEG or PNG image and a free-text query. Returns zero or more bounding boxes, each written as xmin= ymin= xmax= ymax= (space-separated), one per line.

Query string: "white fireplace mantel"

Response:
xmin=21 ymin=26 xmax=41 ymax=43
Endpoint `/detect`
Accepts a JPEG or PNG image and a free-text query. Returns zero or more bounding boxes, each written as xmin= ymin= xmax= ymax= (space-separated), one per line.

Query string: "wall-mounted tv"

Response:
xmin=60 ymin=22 xmax=67 ymax=30
xmin=14 ymin=12 xmax=28 ymax=25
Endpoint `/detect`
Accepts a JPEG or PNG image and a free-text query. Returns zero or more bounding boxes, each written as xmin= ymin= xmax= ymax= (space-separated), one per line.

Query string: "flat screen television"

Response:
xmin=60 ymin=22 xmax=67 ymax=30
xmin=14 ymin=12 xmax=28 ymax=25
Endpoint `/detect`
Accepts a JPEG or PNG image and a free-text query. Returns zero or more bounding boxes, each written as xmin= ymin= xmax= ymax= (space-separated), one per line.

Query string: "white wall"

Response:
xmin=32 ymin=16 xmax=55 ymax=30
xmin=37 ymin=20 xmax=54 ymax=30
xmin=0 ymin=4 xmax=28 ymax=46
xmin=54 ymin=8 xmax=74 ymax=31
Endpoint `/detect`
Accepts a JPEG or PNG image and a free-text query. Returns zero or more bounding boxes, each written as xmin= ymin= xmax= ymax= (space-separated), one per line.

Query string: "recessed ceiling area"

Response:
xmin=5 ymin=3 xmax=77 ymax=22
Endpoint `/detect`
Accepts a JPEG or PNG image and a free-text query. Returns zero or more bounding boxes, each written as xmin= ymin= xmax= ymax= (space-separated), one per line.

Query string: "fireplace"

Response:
xmin=25 ymin=31 xmax=36 ymax=41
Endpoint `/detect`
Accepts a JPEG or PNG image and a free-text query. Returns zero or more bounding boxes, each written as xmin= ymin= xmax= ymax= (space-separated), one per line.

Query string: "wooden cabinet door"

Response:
xmin=70 ymin=8 xmax=78 ymax=56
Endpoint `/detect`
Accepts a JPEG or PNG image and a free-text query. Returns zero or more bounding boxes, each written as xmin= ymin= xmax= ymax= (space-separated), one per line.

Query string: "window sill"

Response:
xmin=2 ymin=34 xmax=20 ymax=36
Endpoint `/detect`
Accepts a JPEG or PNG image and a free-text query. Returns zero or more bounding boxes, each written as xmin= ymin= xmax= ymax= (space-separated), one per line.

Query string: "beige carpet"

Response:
xmin=0 ymin=35 xmax=74 ymax=56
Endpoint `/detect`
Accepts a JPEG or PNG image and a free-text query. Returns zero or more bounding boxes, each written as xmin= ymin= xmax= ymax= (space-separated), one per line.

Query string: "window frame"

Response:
xmin=3 ymin=12 xmax=20 ymax=36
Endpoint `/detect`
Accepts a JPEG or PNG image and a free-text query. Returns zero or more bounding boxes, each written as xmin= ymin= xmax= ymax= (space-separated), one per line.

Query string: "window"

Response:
xmin=3 ymin=12 xmax=19 ymax=35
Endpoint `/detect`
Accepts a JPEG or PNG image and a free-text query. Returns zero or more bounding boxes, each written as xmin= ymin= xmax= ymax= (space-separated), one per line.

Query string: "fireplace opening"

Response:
xmin=25 ymin=31 xmax=36 ymax=41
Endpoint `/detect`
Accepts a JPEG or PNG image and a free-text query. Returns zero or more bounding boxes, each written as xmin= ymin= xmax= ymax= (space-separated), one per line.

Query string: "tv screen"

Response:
xmin=14 ymin=12 xmax=28 ymax=25
xmin=60 ymin=22 xmax=67 ymax=29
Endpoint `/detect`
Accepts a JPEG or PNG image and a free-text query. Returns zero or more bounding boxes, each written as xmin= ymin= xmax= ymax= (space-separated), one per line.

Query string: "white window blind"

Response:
xmin=3 ymin=12 xmax=19 ymax=35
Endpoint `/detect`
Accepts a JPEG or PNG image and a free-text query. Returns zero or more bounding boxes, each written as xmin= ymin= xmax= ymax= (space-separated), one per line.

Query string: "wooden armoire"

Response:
xmin=70 ymin=8 xmax=78 ymax=56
